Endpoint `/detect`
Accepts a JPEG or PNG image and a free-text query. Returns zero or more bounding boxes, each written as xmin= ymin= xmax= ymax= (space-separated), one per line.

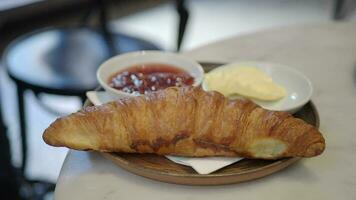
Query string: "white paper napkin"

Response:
xmin=86 ymin=91 xmax=244 ymax=174
xmin=166 ymin=156 xmax=242 ymax=174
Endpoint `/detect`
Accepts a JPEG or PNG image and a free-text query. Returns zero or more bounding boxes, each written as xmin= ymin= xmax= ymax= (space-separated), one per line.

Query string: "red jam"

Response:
xmin=108 ymin=64 xmax=194 ymax=95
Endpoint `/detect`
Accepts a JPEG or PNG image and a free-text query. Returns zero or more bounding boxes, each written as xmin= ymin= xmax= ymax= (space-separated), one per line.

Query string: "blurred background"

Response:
xmin=0 ymin=0 xmax=355 ymax=199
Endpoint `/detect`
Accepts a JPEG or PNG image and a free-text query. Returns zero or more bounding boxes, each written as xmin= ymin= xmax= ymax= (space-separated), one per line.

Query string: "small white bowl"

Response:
xmin=97 ymin=51 xmax=204 ymax=98
xmin=202 ymin=62 xmax=313 ymax=114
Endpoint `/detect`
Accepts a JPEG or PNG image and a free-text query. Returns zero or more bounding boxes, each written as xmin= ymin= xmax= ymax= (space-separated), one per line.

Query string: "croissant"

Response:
xmin=43 ymin=87 xmax=325 ymax=159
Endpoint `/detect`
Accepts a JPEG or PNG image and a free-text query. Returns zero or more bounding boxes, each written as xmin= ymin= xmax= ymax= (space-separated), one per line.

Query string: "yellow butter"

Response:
xmin=204 ymin=65 xmax=286 ymax=101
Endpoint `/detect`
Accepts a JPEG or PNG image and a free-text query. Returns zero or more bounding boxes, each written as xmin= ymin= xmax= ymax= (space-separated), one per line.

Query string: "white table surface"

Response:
xmin=55 ymin=22 xmax=356 ymax=200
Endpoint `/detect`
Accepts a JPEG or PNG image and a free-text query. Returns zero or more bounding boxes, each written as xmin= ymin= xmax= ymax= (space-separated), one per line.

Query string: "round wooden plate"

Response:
xmin=86 ymin=63 xmax=320 ymax=185
xmin=101 ymin=101 xmax=319 ymax=185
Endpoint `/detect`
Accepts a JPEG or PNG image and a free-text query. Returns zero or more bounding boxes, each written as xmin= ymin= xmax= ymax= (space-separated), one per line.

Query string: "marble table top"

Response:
xmin=54 ymin=22 xmax=356 ymax=200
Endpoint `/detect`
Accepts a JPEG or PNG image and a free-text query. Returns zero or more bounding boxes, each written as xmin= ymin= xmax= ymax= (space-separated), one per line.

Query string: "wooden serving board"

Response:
xmin=86 ymin=62 xmax=320 ymax=185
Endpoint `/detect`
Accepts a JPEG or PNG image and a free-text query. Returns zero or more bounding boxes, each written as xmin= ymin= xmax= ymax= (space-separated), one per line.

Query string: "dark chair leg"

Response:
xmin=97 ymin=0 xmax=118 ymax=56
xmin=15 ymin=86 xmax=56 ymax=199
xmin=80 ymin=94 xmax=87 ymax=106
xmin=0 ymin=102 xmax=21 ymax=199
xmin=16 ymin=85 xmax=28 ymax=175
xmin=176 ymin=0 xmax=189 ymax=51
xmin=333 ymin=0 xmax=347 ymax=20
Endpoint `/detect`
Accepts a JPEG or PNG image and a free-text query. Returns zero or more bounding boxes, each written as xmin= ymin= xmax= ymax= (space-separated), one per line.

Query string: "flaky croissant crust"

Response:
xmin=43 ymin=87 xmax=325 ymax=159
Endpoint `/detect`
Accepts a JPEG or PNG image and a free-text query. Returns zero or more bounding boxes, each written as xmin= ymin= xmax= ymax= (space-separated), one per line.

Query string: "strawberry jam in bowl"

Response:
xmin=108 ymin=63 xmax=194 ymax=95
xmin=97 ymin=51 xmax=204 ymax=98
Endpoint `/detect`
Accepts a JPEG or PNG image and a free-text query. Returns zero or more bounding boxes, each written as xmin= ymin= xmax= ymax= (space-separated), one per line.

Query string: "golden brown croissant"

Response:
xmin=43 ymin=87 xmax=325 ymax=159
